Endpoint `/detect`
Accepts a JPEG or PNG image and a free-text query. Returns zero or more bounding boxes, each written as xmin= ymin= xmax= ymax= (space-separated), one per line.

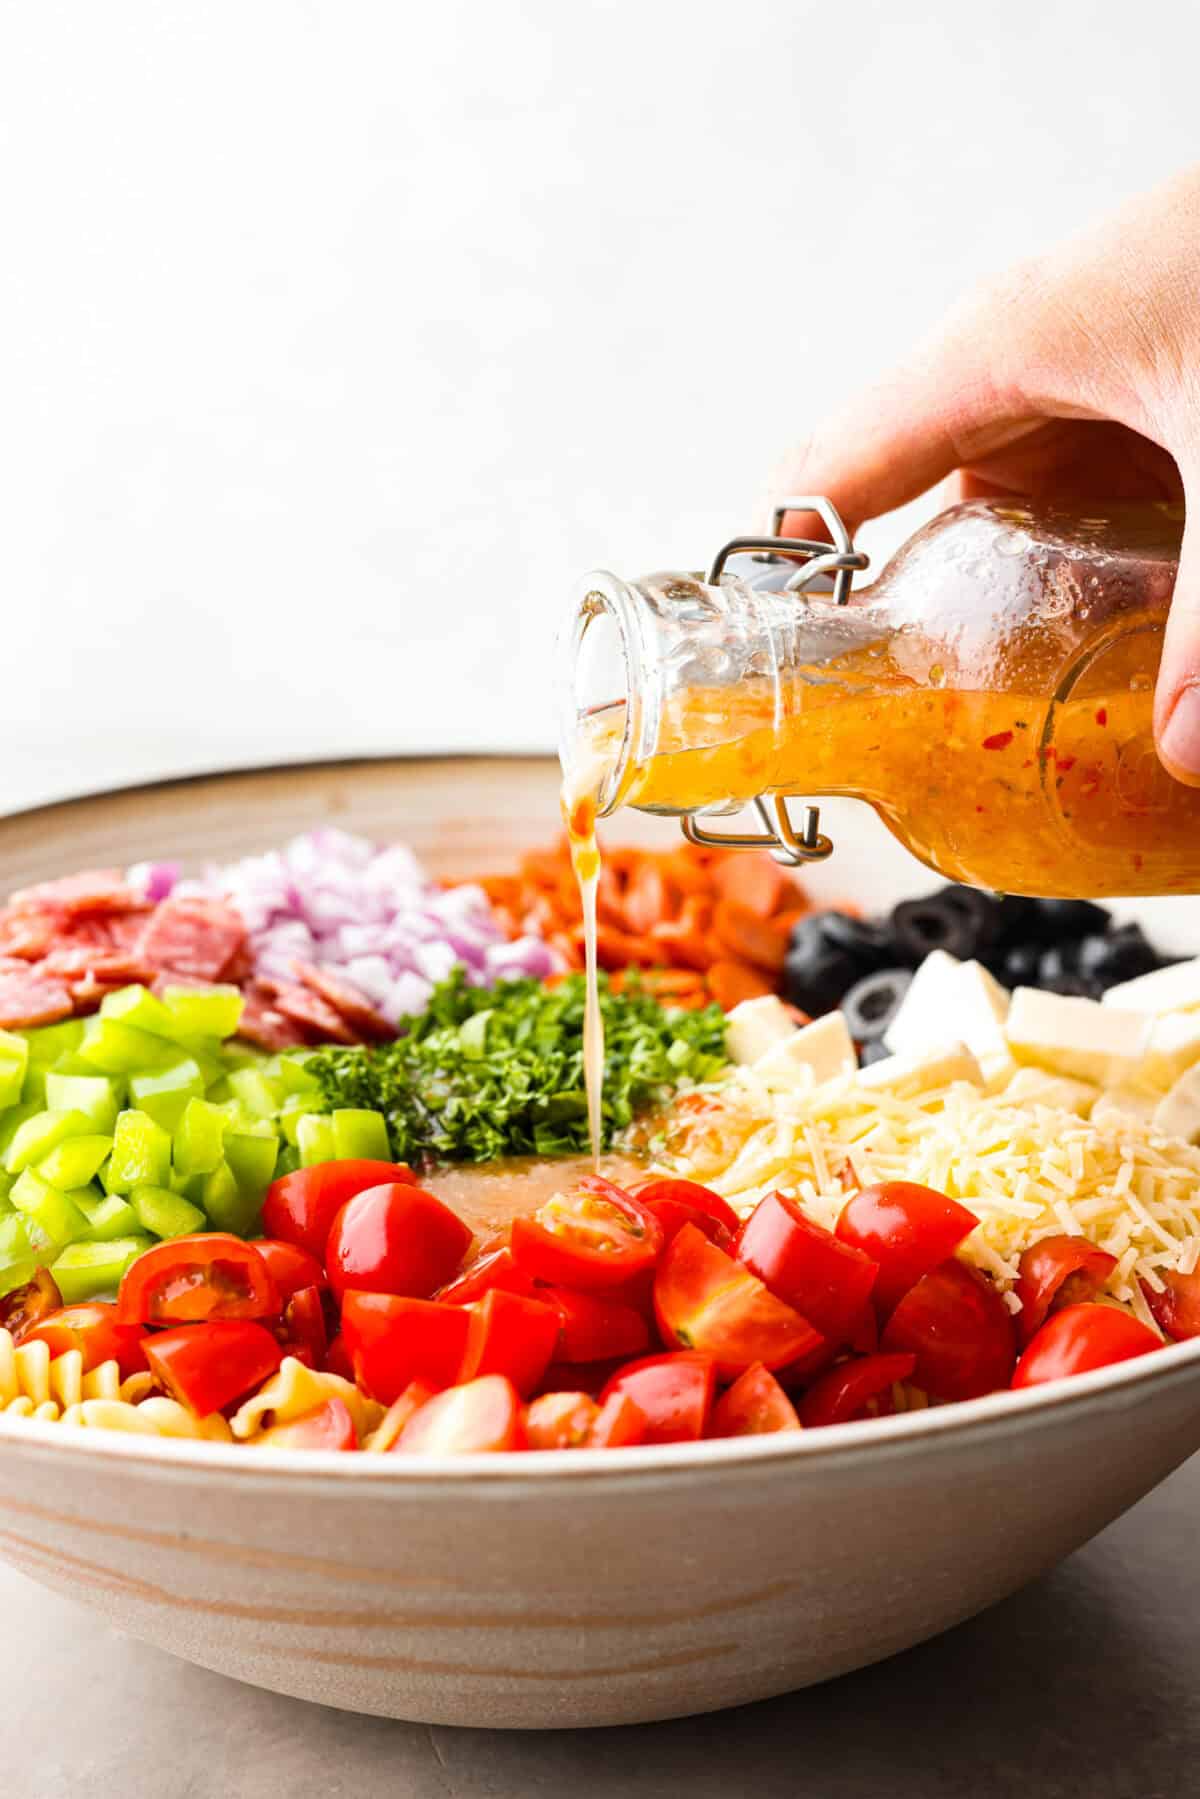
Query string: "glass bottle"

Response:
xmin=559 ymin=497 xmax=1193 ymax=898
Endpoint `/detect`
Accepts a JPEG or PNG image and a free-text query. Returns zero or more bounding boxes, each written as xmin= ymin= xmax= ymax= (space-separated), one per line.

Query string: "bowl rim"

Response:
xmin=4 ymin=1329 xmax=1200 ymax=1485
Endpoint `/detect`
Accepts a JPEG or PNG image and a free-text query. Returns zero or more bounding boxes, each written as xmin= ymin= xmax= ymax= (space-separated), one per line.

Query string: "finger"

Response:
xmin=1154 ymin=467 xmax=1200 ymax=784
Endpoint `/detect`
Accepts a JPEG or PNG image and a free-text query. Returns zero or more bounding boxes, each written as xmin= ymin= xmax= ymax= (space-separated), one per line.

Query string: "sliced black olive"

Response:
xmin=934 ymin=885 xmax=1005 ymax=951
xmin=782 ymin=922 xmax=861 ymax=1017
xmin=990 ymin=894 xmax=1041 ymax=947
xmin=841 ymin=969 xmax=913 ymax=1043
xmin=1037 ymin=943 xmax=1080 ymax=987
xmin=889 ymin=895 xmax=989 ymax=963
xmin=1038 ymin=972 xmax=1097 ymax=998
xmin=1000 ymin=942 xmax=1041 ymax=988
xmin=1075 ymin=924 xmax=1163 ymax=990
xmin=1028 ymin=898 xmax=1111 ymax=942
xmin=816 ymin=911 xmax=894 ymax=969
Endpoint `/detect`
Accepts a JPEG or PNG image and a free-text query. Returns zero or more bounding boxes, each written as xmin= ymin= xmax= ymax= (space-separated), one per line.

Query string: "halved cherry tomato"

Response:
xmin=262 ymin=1160 xmax=417 ymax=1260
xmin=434 ymin=1243 xmax=535 ymax=1305
xmin=881 ymin=1259 xmax=1016 ymax=1401
xmin=654 ymin=1224 xmax=823 ymax=1376
xmin=252 ymin=1240 xmax=326 ymax=1303
xmin=325 ymin=1183 xmax=473 ymax=1302
xmin=587 ymin=1390 xmax=646 ymax=1446
xmin=279 ymin=1285 xmax=328 ymax=1369
xmin=737 ymin=1191 xmax=879 ymax=1345
xmin=1016 ymin=1235 xmax=1119 ymax=1344
xmin=510 ymin=1176 xmax=664 ymax=1292
xmin=800 ymin=1352 xmax=917 ymax=1427
xmin=525 ymin=1390 xmax=599 ymax=1449
xmin=1140 ymin=1267 xmax=1200 ymax=1341
xmin=0 ymin=1269 xmax=63 ymax=1342
xmin=709 ymin=1362 xmax=800 ymax=1436
xmin=25 ymin=1302 xmax=147 ymax=1379
xmin=633 ymin=1179 xmax=740 ymax=1248
xmin=374 ymin=1379 xmax=440 ymax=1452
xmin=1012 ymin=1303 xmax=1162 ymax=1389
xmin=600 ymin=1351 xmax=716 ymax=1443
xmin=543 ymin=1287 xmax=650 ymax=1363
xmin=117 ymin=1235 xmax=278 ymax=1326
xmin=323 ymin=1331 xmax=354 ymax=1381
xmin=144 ymin=1320 xmax=283 ymax=1416
xmin=836 ymin=1183 xmax=978 ymax=1315
xmin=340 ymin=1292 xmax=470 ymax=1404
xmin=394 ymin=1373 xmax=523 ymax=1454
xmin=255 ymin=1396 xmax=358 ymax=1451
xmin=457 ymin=1289 xmax=561 ymax=1396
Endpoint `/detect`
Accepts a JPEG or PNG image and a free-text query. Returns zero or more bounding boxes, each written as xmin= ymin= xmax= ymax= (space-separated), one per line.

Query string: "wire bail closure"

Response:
xmin=683 ymin=496 xmax=868 ymax=869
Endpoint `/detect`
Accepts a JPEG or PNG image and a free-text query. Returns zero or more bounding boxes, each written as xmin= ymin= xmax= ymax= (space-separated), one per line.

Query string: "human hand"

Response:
xmin=771 ymin=167 xmax=1200 ymax=781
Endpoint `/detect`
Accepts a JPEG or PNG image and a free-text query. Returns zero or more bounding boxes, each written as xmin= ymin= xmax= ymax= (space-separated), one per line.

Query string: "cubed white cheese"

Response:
xmin=999 ymin=1065 xmax=1099 ymax=1116
xmin=1154 ymin=1063 xmax=1200 ymax=1142
xmin=857 ymin=1041 xmax=983 ymax=1099
xmin=1140 ymin=1011 xmax=1200 ymax=1090
xmin=1091 ymin=1085 xmax=1157 ymax=1128
xmin=725 ymin=995 xmax=797 ymax=1066
xmin=753 ymin=1010 xmax=857 ymax=1088
xmin=884 ymin=951 xmax=1010 ymax=1066
xmin=1103 ymin=958 xmax=1200 ymax=1017
xmin=1006 ymin=987 xmax=1153 ymax=1085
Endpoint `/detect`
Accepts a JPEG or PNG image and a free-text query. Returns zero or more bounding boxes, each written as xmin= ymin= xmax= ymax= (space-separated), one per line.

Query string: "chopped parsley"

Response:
xmin=306 ymin=969 xmax=728 ymax=1165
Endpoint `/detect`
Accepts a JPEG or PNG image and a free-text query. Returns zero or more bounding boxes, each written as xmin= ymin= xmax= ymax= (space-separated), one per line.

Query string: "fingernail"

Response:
xmin=1159 ymin=684 xmax=1200 ymax=778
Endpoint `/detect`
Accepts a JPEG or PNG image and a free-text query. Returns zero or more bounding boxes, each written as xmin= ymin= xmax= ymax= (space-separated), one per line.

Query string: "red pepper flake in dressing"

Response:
xmin=1095 ymin=708 xmax=1108 ymax=727
xmin=982 ymin=731 xmax=1014 ymax=752
xmin=1055 ymin=755 xmax=1077 ymax=773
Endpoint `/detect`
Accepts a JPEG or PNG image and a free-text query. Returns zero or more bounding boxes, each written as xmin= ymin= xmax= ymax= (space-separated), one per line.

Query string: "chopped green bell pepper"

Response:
xmin=6 ymin=1108 xmax=95 ymax=1175
xmin=331 ymin=1108 xmax=390 ymax=1161
xmin=74 ymin=1188 xmax=141 ymax=1242
xmin=50 ymin=1236 xmax=152 ymax=1302
xmin=0 ymin=1031 xmax=29 ymax=1109
xmin=173 ymin=1097 xmax=227 ymax=1177
xmin=128 ymin=1057 xmax=206 ymax=1133
xmin=99 ymin=984 xmax=174 ymax=1037
xmin=36 ymin=1134 xmax=113 ymax=1190
xmin=159 ymin=985 xmax=244 ymax=1042
xmin=43 ymin=1072 xmax=122 ymax=1132
xmin=78 ymin=1016 xmax=177 ymax=1077
xmin=296 ymin=1114 xmax=336 ymax=1166
xmin=10 ymin=1169 xmax=91 ymax=1247
xmin=130 ymin=1183 xmax=206 ymax=1240
xmin=106 ymin=1109 xmax=172 ymax=1194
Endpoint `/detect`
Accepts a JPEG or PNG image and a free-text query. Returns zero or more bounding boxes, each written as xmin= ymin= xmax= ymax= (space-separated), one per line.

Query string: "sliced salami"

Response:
xmin=136 ymin=898 xmax=247 ymax=982
xmin=0 ymin=966 xmax=74 ymax=1028
xmin=42 ymin=945 xmax=159 ymax=984
xmin=0 ymin=910 xmax=60 ymax=961
xmin=9 ymin=869 xmax=143 ymax=917
xmin=292 ymin=961 xmax=393 ymax=1042
xmin=236 ymin=984 xmax=308 ymax=1052
xmin=272 ymin=983 xmax=360 ymax=1045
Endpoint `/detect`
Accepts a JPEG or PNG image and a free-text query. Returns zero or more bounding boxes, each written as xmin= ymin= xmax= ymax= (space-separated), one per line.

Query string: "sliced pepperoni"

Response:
xmin=9 ymin=870 xmax=142 ymax=917
xmin=136 ymin=898 xmax=247 ymax=981
xmin=0 ymin=966 xmax=74 ymax=1028
xmin=236 ymin=985 xmax=308 ymax=1052
xmin=272 ymin=983 xmax=360 ymax=1045
xmin=69 ymin=974 xmax=133 ymax=1009
xmin=0 ymin=911 xmax=60 ymax=961
xmin=292 ymin=961 xmax=392 ymax=1042
xmin=42 ymin=945 xmax=159 ymax=983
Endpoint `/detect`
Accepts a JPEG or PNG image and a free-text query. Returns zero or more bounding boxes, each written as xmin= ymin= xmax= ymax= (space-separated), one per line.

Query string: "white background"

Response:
xmin=1 ymin=0 xmax=1197 ymax=811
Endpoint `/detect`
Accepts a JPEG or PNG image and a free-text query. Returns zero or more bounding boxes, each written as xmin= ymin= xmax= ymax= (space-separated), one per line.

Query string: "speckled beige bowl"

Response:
xmin=1 ymin=756 xmax=1199 ymax=1728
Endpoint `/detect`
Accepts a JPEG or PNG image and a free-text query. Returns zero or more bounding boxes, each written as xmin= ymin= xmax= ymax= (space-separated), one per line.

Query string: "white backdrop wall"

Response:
xmin=1 ymin=0 xmax=1197 ymax=808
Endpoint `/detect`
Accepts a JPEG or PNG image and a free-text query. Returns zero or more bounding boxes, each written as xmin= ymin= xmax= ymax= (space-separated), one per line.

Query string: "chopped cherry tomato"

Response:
xmin=323 ymin=1331 xmax=354 ymax=1381
xmin=325 ymin=1183 xmax=473 ymax=1302
xmin=543 ymin=1286 xmax=650 ymax=1363
xmin=25 ymin=1302 xmax=147 ymax=1379
xmin=737 ymin=1191 xmax=878 ymax=1344
xmin=457 ymin=1289 xmax=561 ymax=1396
xmin=340 ymin=1292 xmax=470 ymax=1404
xmin=634 ymin=1179 xmax=740 ymax=1249
xmin=836 ymin=1182 xmax=978 ymax=1315
xmin=587 ymin=1390 xmax=645 ymax=1446
xmin=709 ymin=1362 xmax=800 ymax=1436
xmin=654 ymin=1223 xmax=823 ymax=1376
xmin=600 ymin=1351 xmax=716 ymax=1443
xmin=117 ymin=1235 xmax=279 ymax=1326
xmin=800 ymin=1352 xmax=917 ymax=1427
xmin=255 ymin=1396 xmax=358 ymax=1451
xmin=434 ymin=1243 xmax=535 ymax=1305
xmin=881 ymin=1259 xmax=1016 ymax=1401
xmin=525 ymin=1391 xmax=599 ymax=1449
xmin=1140 ymin=1267 xmax=1200 ymax=1341
xmin=279 ymin=1285 xmax=328 ymax=1368
xmin=375 ymin=1379 xmax=440 ymax=1451
xmin=1012 ymin=1302 xmax=1162 ymax=1388
xmin=510 ymin=1176 xmax=663 ymax=1292
xmin=144 ymin=1320 xmax=283 ymax=1416
xmin=252 ymin=1240 xmax=326 ymax=1303
xmin=0 ymin=1269 xmax=63 ymax=1343
xmin=261 ymin=1160 xmax=416 ymax=1260
xmin=394 ymin=1373 xmax=523 ymax=1454
xmin=1016 ymin=1235 xmax=1119 ymax=1344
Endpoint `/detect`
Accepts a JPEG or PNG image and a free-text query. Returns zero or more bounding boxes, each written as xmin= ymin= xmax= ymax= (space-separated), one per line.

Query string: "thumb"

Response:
xmin=1154 ymin=462 xmax=1200 ymax=784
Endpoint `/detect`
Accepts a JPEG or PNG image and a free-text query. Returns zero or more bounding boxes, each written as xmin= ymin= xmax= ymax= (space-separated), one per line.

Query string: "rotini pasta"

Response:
xmin=231 ymin=1356 xmax=384 ymax=1445
xmin=57 ymin=1398 xmax=233 ymax=1441
xmin=0 ymin=1328 xmax=122 ymax=1422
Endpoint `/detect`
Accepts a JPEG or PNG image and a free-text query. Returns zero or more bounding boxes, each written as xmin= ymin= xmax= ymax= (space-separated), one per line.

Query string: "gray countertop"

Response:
xmin=8 ymin=1456 xmax=1194 ymax=1798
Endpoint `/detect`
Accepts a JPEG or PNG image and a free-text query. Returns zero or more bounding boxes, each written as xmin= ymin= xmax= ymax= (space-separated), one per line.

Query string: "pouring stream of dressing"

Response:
xmin=561 ymin=732 xmax=612 ymax=1167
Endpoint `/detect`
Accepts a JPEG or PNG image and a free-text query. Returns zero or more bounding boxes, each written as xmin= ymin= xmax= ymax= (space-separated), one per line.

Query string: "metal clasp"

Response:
xmin=683 ymin=495 xmax=868 ymax=869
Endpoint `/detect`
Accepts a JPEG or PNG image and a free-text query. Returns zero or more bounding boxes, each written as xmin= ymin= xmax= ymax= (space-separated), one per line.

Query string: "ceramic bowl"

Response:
xmin=2 ymin=755 xmax=1200 ymax=1729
